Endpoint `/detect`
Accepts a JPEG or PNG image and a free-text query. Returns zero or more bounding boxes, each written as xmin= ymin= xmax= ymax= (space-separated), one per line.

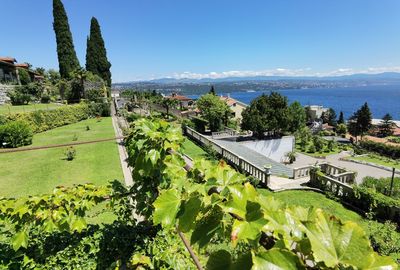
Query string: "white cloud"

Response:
xmin=164 ymin=66 xmax=400 ymax=80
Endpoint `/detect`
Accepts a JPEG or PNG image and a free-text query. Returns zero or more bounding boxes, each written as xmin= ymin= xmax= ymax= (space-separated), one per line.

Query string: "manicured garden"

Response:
xmin=0 ymin=117 xmax=123 ymax=197
xmin=0 ymin=103 xmax=63 ymax=114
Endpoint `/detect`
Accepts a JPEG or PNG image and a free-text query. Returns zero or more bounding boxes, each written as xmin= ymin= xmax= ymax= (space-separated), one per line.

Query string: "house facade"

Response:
xmin=0 ymin=57 xmax=19 ymax=84
xmin=220 ymin=95 xmax=247 ymax=122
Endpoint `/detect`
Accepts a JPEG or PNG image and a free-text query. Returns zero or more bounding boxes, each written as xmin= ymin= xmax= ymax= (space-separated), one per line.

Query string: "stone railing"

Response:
xmin=184 ymin=126 xmax=270 ymax=186
xmin=320 ymin=163 xmax=346 ymax=176
xmin=331 ymin=171 xmax=356 ymax=184
xmin=310 ymin=172 xmax=354 ymax=198
xmin=211 ymin=128 xmax=238 ymax=139
xmin=292 ymin=165 xmax=313 ymax=179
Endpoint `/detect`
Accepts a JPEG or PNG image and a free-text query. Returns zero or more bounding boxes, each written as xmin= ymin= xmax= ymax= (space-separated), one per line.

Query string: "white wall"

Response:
xmin=240 ymin=136 xmax=294 ymax=162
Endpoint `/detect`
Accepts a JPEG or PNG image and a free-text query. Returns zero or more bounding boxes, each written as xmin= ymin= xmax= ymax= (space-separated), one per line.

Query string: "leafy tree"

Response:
xmin=34 ymin=67 xmax=46 ymax=76
xmin=336 ymin=123 xmax=347 ymax=136
xmin=52 ymin=0 xmax=80 ymax=79
xmin=160 ymin=98 xmax=178 ymax=117
xmin=338 ymin=111 xmax=345 ymax=124
xmin=347 ymin=102 xmax=372 ymax=141
xmin=378 ymin=113 xmax=395 ymax=137
xmin=304 ymin=106 xmax=313 ymax=123
xmin=358 ymin=102 xmax=372 ymax=139
xmin=86 ymin=17 xmax=112 ymax=86
xmin=197 ymin=93 xmax=231 ymax=132
xmin=68 ymin=68 xmax=88 ymax=102
xmin=327 ymin=108 xmax=337 ymax=126
xmin=46 ymin=69 xmax=61 ymax=85
xmin=241 ymin=92 xmax=290 ymax=137
xmin=17 ymin=68 xmax=31 ymax=85
xmin=287 ymin=101 xmax=306 ymax=133
xmin=209 ymin=85 xmax=216 ymax=95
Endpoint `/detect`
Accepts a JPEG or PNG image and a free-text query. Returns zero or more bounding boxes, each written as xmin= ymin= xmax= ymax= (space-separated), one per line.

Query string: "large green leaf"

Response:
xmin=178 ymin=196 xmax=202 ymax=232
xmin=147 ymin=149 xmax=160 ymax=165
xmin=251 ymin=249 xmax=305 ymax=270
xmin=12 ymin=230 xmax=29 ymax=251
xmin=153 ymin=189 xmax=181 ymax=228
xmin=206 ymin=250 xmax=232 ymax=270
xmin=302 ymin=209 xmax=396 ymax=269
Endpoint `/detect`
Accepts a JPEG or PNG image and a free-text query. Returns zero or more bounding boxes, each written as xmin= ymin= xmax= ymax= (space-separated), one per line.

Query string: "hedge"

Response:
xmin=2 ymin=103 xmax=110 ymax=134
xmin=310 ymin=171 xmax=400 ymax=224
xmin=360 ymin=140 xmax=400 ymax=159
xmin=0 ymin=120 xmax=33 ymax=148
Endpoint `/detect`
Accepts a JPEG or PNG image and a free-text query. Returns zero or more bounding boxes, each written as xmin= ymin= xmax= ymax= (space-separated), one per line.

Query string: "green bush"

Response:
xmin=64 ymin=146 xmax=76 ymax=161
xmin=7 ymin=90 xmax=31 ymax=105
xmin=362 ymin=176 xmax=400 ymax=199
xmin=191 ymin=116 xmax=207 ymax=133
xmin=388 ymin=136 xmax=400 ymax=144
xmin=40 ymin=94 xmax=51 ymax=104
xmin=0 ymin=120 xmax=33 ymax=148
xmin=3 ymin=103 xmax=110 ymax=133
xmin=368 ymin=221 xmax=400 ymax=262
xmin=360 ymin=140 xmax=400 ymax=159
xmin=17 ymin=68 xmax=31 ymax=85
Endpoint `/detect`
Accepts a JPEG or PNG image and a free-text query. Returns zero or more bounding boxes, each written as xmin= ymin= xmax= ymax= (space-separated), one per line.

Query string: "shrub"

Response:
xmin=388 ymin=136 xmax=400 ymax=144
xmin=360 ymin=140 xmax=400 ymax=159
xmin=40 ymin=94 xmax=51 ymax=104
xmin=368 ymin=221 xmax=400 ymax=261
xmin=64 ymin=147 xmax=76 ymax=161
xmin=0 ymin=120 xmax=33 ymax=148
xmin=308 ymin=143 xmax=316 ymax=153
xmin=17 ymin=68 xmax=31 ymax=85
xmin=362 ymin=176 xmax=400 ymax=199
xmin=191 ymin=116 xmax=207 ymax=133
xmin=7 ymin=90 xmax=31 ymax=105
xmin=3 ymin=103 xmax=110 ymax=133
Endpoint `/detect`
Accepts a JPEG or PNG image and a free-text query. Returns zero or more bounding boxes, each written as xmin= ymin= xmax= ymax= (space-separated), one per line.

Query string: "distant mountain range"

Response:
xmin=117 ymin=72 xmax=400 ymax=84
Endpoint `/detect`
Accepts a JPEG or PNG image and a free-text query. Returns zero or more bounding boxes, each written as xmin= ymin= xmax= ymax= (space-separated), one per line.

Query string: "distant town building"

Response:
xmin=306 ymin=105 xmax=329 ymax=121
xmin=166 ymin=93 xmax=194 ymax=109
xmin=220 ymin=95 xmax=247 ymax=121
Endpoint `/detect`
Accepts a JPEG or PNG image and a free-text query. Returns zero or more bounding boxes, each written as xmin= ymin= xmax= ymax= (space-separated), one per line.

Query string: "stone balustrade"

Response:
xmin=292 ymin=165 xmax=313 ymax=179
xmin=185 ymin=126 xmax=270 ymax=186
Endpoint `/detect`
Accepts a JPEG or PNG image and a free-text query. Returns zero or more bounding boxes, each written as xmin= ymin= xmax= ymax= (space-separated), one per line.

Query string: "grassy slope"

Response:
xmin=349 ymin=155 xmax=400 ymax=170
xmin=259 ymin=189 xmax=367 ymax=227
xmin=0 ymin=103 xmax=63 ymax=114
xmin=182 ymin=138 xmax=208 ymax=159
xmin=0 ymin=117 xmax=123 ymax=197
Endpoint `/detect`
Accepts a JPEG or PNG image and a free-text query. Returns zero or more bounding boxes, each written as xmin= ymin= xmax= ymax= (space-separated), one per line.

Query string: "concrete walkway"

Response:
xmin=111 ymin=103 xmax=133 ymax=187
xmin=289 ymin=151 xmax=393 ymax=184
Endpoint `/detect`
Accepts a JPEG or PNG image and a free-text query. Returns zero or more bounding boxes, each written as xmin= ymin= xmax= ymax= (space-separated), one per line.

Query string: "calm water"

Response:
xmin=191 ymin=85 xmax=400 ymax=120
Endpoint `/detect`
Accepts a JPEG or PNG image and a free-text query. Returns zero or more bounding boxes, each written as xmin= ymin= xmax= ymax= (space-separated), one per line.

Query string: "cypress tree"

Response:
xmin=86 ymin=17 xmax=112 ymax=86
xmin=52 ymin=0 xmax=80 ymax=79
xmin=338 ymin=111 xmax=345 ymax=124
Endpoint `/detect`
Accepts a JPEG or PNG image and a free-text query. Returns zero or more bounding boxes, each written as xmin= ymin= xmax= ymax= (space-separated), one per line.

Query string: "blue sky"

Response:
xmin=1 ymin=0 xmax=400 ymax=82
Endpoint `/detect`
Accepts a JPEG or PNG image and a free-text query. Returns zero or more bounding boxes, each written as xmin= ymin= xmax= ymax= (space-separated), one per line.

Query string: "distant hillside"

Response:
xmin=116 ymin=72 xmax=400 ymax=84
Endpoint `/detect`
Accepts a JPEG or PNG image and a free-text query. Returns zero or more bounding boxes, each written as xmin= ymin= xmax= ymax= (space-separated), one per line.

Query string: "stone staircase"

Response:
xmin=212 ymin=139 xmax=293 ymax=178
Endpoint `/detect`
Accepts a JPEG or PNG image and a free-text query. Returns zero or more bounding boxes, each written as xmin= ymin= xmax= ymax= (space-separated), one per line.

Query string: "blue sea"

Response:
xmin=191 ymin=84 xmax=400 ymax=120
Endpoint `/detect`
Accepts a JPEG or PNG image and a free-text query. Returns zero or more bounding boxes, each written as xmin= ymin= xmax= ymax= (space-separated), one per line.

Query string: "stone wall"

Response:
xmin=0 ymin=84 xmax=15 ymax=105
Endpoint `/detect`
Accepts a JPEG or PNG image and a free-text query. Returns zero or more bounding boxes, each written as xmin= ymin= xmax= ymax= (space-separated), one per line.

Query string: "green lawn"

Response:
xmin=258 ymin=189 xmax=367 ymax=228
xmin=348 ymin=154 xmax=400 ymax=170
xmin=0 ymin=103 xmax=63 ymax=114
xmin=0 ymin=117 xmax=123 ymax=197
xmin=182 ymin=137 xmax=208 ymax=159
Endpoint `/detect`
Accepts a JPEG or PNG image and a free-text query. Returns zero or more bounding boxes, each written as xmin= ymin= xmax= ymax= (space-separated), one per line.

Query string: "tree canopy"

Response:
xmin=52 ymin=0 xmax=80 ymax=79
xmin=347 ymin=102 xmax=372 ymax=140
xmin=197 ymin=93 xmax=231 ymax=132
xmin=86 ymin=17 xmax=112 ymax=87
xmin=241 ymin=92 xmax=305 ymax=137
xmin=378 ymin=113 xmax=395 ymax=137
